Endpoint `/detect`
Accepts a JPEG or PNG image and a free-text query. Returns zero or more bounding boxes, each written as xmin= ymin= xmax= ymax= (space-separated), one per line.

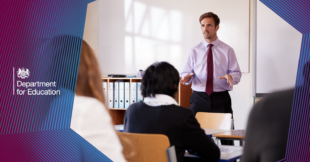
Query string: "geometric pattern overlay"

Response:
xmin=260 ymin=1 xmax=310 ymax=162
xmin=0 ymin=0 xmax=111 ymax=161
xmin=0 ymin=129 xmax=110 ymax=161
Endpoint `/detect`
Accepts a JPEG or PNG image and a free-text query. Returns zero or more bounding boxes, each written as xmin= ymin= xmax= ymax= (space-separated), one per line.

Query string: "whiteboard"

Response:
xmin=98 ymin=0 xmax=249 ymax=75
xmin=256 ymin=1 xmax=302 ymax=96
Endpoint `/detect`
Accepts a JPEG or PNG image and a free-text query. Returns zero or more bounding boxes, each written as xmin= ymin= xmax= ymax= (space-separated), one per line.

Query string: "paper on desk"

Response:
xmin=219 ymin=146 xmax=243 ymax=155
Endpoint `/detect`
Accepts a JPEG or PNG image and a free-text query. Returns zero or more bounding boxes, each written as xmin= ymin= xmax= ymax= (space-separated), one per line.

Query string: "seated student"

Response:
xmin=243 ymin=62 xmax=310 ymax=162
xmin=242 ymin=88 xmax=294 ymax=162
xmin=70 ymin=40 xmax=126 ymax=162
xmin=123 ymin=62 xmax=220 ymax=162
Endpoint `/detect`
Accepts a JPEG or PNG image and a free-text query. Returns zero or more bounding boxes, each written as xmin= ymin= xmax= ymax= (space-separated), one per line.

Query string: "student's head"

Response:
xmin=141 ymin=62 xmax=179 ymax=98
xmin=199 ymin=12 xmax=220 ymax=41
xmin=75 ymin=40 xmax=105 ymax=104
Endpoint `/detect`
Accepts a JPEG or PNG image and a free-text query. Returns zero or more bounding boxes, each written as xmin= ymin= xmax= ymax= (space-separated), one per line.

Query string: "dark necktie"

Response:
xmin=206 ymin=44 xmax=213 ymax=95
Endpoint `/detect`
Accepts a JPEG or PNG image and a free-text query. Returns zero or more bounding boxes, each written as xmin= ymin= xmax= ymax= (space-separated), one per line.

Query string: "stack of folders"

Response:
xmin=108 ymin=82 xmax=114 ymax=108
xmin=105 ymin=82 xmax=144 ymax=109
xmin=114 ymin=124 xmax=124 ymax=132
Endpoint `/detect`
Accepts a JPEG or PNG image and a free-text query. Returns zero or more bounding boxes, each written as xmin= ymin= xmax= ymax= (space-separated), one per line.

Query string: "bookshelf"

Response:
xmin=102 ymin=77 xmax=192 ymax=124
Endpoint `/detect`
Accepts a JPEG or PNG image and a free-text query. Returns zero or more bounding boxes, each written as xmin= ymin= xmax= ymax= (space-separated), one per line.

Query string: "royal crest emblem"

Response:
xmin=17 ymin=68 xmax=30 ymax=79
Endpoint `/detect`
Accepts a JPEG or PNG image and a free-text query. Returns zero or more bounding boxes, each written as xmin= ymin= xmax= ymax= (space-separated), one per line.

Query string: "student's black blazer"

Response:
xmin=124 ymin=101 xmax=220 ymax=162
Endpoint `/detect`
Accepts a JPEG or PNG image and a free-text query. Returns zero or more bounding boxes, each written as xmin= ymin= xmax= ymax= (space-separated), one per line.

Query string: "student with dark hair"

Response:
xmin=124 ymin=62 xmax=220 ymax=162
xmin=141 ymin=62 xmax=180 ymax=98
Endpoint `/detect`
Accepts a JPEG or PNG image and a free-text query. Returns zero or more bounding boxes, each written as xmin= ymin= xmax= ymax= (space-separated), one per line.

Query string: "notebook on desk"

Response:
xmin=219 ymin=145 xmax=243 ymax=162
xmin=184 ymin=145 xmax=243 ymax=162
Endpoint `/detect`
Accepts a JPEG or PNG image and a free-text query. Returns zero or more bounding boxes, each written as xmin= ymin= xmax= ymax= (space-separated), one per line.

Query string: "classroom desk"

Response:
xmin=116 ymin=126 xmax=231 ymax=137
xmin=184 ymin=145 xmax=243 ymax=162
xmin=203 ymin=129 xmax=231 ymax=137
xmin=212 ymin=130 xmax=245 ymax=146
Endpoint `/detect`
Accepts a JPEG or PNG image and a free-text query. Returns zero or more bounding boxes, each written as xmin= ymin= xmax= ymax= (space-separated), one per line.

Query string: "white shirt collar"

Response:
xmin=203 ymin=38 xmax=220 ymax=47
xmin=144 ymin=94 xmax=179 ymax=106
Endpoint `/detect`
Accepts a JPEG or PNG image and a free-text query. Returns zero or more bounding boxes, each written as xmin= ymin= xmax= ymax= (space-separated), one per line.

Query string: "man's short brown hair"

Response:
xmin=199 ymin=12 xmax=220 ymax=27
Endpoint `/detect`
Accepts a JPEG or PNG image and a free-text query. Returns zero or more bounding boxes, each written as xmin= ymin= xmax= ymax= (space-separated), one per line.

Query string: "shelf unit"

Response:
xmin=102 ymin=77 xmax=192 ymax=124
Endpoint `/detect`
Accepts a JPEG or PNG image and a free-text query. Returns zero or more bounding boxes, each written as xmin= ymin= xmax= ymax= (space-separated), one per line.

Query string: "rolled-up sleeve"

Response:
xmin=181 ymin=49 xmax=195 ymax=85
xmin=227 ymin=48 xmax=242 ymax=85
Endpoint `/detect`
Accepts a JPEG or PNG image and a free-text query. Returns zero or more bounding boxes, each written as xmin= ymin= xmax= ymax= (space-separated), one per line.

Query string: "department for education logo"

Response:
xmin=17 ymin=68 xmax=30 ymax=79
xmin=13 ymin=67 xmax=60 ymax=96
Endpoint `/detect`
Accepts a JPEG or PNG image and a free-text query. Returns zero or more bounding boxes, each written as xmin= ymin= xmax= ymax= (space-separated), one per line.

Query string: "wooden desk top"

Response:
xmin=212 ymin=130 xmax=245 ymax=139
xmin=203 ymin=129 xmax=231 ymax=135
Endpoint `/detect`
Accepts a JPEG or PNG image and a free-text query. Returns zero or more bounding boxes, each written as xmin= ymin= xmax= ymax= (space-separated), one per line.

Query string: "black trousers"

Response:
xmin=190 ymin=91 xmax=234 ymax=145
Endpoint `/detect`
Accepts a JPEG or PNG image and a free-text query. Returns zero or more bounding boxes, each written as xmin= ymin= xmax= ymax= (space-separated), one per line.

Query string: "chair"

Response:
xmin=118 ymin=132 xmax=176 ymax=162
xmin=195 ymin=112 xmax=232 ymax=130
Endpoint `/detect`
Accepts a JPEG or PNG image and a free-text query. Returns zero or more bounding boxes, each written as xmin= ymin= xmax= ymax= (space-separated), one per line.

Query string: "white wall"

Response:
xmin=229 ymin=73 xmax=252 ymax=130
xmin=83 ymin=1 xmax=99 ymax=56
xmin=97 ymin=0 xmax=250 ymax=75
xmin=256 ymin=1 xmax=301 ymax=94
xmin=83 ymin=0 xmax=255 ymax=131
xmin=229 ymin=0 xmax=254 ymax=131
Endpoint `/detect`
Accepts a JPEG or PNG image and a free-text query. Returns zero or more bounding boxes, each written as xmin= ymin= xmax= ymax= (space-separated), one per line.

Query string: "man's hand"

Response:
xmin=180 ymin=73 xmax=195 ymax=84
xmin=219 ymin=74 xmax=233 ymax=88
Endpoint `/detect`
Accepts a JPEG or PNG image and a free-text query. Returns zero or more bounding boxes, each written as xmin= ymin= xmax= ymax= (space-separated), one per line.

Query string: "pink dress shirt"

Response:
xmin=181 ymin=38 xmax=242 ymax=92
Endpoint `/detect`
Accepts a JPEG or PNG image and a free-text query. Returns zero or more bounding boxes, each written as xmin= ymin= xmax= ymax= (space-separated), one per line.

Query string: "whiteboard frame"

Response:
xmin=252 ymin=0 xmax=257 ymax=97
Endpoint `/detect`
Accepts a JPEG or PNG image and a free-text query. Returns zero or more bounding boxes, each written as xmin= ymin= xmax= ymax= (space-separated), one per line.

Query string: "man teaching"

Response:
xmin=181 ymin=12 xmax=242 ymax=122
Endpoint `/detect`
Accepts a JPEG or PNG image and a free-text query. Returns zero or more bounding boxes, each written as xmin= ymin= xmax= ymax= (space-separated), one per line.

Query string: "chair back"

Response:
xmin=118 ymin=132 xmax=171 ymax=162
xmin=195 ymin=112 xmax=232 ymax=129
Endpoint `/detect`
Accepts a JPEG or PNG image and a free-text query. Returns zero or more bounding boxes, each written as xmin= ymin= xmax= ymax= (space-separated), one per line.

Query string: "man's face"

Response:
xmin=200 ymin=17 xmax=219 ymax=40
